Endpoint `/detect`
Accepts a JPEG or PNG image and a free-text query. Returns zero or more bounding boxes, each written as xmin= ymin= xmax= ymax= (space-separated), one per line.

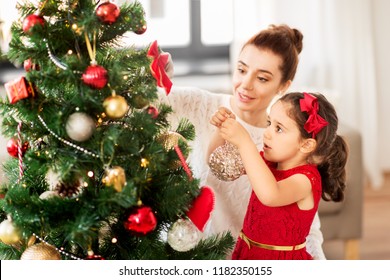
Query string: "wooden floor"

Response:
xmin=323 ymin=173 xmax=390 ymax=260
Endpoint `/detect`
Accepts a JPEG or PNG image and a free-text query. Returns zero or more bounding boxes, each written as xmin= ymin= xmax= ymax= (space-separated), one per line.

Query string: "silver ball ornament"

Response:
xmin=167 ymin=218 xmax=201 ymax=252
xmin=65 ymin=112 xmax=95 ymax=142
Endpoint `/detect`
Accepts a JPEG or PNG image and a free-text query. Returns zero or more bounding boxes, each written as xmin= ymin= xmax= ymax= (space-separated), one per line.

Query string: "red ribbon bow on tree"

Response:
xmin=299 ymin=93 xmax=328 ymax=138
xmin=147 ymin=40 xmax=172 ymax=95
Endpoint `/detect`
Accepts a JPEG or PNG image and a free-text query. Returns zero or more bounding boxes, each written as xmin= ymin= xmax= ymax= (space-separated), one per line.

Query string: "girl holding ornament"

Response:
xmin=157 ymin=24 xmax=326 ymax=259
xmin=208 ymin=92 xmax=348 ymax=259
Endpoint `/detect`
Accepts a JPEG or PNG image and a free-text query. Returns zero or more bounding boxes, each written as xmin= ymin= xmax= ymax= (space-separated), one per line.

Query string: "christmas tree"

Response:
xmin=0 ymin=0 xmax=233 ymax=260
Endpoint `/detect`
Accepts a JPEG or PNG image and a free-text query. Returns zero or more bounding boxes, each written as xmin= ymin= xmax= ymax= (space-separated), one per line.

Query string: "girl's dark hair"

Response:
xmin=278 ymin=92 xmax=348 ymax=202
xmin=243 ymin=24 xmax=303 ymax=84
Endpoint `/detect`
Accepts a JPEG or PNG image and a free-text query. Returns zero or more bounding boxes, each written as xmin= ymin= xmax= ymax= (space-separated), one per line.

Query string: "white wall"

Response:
xmin=373 ymin=0 xmax=390 ymax=171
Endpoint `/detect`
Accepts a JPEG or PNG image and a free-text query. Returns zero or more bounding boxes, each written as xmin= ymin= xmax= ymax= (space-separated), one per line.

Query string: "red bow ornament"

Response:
xmin=299 ymin=93 xmax=328 ymax=138
xmin=147 ymin=40 xmax=172 ymax=95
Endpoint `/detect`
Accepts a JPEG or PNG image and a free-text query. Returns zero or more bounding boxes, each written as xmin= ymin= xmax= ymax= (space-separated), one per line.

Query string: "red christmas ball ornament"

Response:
xmin=96 ymin=2 xmax=120 ymax=24
xmin=124 ymin=205 xmax=157 ymax=235
xmin=85 ymin=251 xmax=105 ymax=260
xmin=146 ymin=105 xmax=159 ymax=119
xmin=24 ymin=58 xmax=39 ymax=72
xmin=7 ymin=138 xmax=29 ymax=158
xmin=82 ymin=65 xmax=108 ymax=89
xmin=134 ymin=24 xmax=147 ymax=35
xmin=22 ymin=14 xmax=45 ymax=34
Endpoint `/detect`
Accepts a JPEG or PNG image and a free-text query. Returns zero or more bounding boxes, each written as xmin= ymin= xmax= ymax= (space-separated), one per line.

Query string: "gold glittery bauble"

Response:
xmin=20 ymin=243 xmax=61 ymax=260
xmin=158 ymin=131 xmax=187 ymax=151
xmin=102 ymin=166 xmax=127 ymax=192
xmin=208 ymin=141 xmax=246 ymax=181
xmin=158 ymin=131 xmax=188 ymax=169
xmin=0 ymin=219 xmax=21 ymax=245
xmin=132 ymin=95 xmax=149 ymax=109
xmin=103 ymin=95 xmax=129 ymax=119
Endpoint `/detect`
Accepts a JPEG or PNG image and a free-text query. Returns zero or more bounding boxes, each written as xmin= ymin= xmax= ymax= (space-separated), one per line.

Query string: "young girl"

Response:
xmin=208 ymin=92 xmax=348 ymax=260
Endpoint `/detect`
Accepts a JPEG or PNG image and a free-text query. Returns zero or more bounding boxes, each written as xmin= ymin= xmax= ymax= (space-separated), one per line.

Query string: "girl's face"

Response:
xmin=262 ymin=100 xmax=306 ymax=169
xmin=232 ymin=44 xmax=289 ymax=116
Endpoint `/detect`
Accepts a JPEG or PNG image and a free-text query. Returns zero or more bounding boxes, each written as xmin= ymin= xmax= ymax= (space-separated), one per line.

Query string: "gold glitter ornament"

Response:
xmin=103 ymin=94 xmax=129 ymax=119
xmin=20 ymin=243 xmax=61 ymax=260
xmin=157 ymin=131 xmax=188 ymax=169
xmin=0 ymin=219 xmax=21 ymax=245
xmin=132 ymin=94 xmax=149 ymax=109
xmin=208 ymin=141 xmax=246 ymax=181
xmin=158 ymin=131 xmax=187 ymax=151
xmin=102 ymin=166 xmax=127 ymax=192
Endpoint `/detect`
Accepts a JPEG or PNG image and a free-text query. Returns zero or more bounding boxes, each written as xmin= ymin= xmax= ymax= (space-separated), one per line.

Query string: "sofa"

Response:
xmin=318 ymin=123 xmax=364 ymax=259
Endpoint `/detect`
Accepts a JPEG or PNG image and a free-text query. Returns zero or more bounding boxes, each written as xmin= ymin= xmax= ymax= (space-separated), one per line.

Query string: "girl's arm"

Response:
xmin=219 ymin=118 xmax=313 ymax=208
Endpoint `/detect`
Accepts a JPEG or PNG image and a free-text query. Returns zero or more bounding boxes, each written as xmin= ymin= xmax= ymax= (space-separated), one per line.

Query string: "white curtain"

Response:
xmin=231 ymin=0 xmax=383 ymax=188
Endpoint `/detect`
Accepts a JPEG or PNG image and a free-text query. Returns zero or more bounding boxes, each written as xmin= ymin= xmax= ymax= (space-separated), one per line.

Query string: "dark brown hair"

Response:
xmin=278 ymin=92 xmax=348 ymax=202
xmin=243 ymin=24 xmax=303 ymax=84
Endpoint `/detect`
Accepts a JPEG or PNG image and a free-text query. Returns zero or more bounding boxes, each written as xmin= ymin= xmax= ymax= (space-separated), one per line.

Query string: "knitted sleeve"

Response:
xmin=306 ymin=212 xmax=326 ymax=260
xmin=155 ymin=86 xmax=226 ymax=182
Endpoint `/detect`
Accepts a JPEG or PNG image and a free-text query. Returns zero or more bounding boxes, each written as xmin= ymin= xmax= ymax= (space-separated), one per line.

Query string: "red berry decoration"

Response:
xmin=82 ymin=65 xmax=108 ymax=89
xmin=7 ymin=138 xmax=29 ymax=158
xmin=96 ymin=2 xmax=120 ymax=24
xmin=146 ymin=105 xmax=159 ymax=119
xmin=124 ymin=205 xmax=157 ymax=235
xmin=22 ymin=14 xmax=45 ymax=34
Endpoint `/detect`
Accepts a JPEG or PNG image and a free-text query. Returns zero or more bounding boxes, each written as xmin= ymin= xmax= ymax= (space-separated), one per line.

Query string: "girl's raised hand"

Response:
xmin=219 ymin=118 xmax=250 ymax=148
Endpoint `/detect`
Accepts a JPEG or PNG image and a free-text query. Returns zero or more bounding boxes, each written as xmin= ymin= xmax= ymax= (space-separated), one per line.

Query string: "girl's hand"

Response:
xmin=210 ymin=107 xmax=235 ymax=127
xmin=219 ymin=118 xmax=250 ymax=148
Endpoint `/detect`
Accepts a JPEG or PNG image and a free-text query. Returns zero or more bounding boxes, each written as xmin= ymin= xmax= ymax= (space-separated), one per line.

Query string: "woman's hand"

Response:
xmin=210 ymin=107 xmax=235 ymax=127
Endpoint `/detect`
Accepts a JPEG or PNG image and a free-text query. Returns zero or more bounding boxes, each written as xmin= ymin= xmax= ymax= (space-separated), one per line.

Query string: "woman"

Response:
xmin=156 ymin=24 xmax=326 ymax=259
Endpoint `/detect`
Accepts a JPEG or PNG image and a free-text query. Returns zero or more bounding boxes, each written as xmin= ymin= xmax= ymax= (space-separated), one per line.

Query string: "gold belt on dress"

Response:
xmin=239 ymin=231 xmax=306 ymax=251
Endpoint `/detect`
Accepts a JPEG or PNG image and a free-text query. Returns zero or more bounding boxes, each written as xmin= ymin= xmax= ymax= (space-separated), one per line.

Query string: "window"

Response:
xmin=120 ymin=0 xmax=191 ymax=48
xmin=120 ymin=0 xmax=232 ymax=76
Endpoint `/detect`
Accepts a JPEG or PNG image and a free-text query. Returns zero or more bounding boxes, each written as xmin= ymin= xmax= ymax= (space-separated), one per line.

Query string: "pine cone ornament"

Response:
xmin=54 ymin=180 xmax=83 ymax=197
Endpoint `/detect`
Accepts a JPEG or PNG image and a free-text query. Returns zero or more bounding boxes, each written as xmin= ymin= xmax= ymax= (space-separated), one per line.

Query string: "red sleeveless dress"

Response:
xmin=231 ymin=153 xmax=322 ymax=260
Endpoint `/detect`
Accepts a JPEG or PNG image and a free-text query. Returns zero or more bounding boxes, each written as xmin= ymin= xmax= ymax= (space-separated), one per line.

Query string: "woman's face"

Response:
xmin=232 ymin=44 xmax=288 ymax=115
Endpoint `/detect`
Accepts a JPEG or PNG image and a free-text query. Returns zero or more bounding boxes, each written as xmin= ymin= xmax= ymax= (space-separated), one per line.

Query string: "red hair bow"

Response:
xmin=299 ymin=93 xmax=328 ymax=138
xmin=147 ymin=40 xmax=172 ymax=95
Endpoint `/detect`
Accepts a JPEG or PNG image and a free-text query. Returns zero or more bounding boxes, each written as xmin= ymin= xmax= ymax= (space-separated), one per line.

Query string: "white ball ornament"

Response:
xmin=167 ymin=218 xmax=201 ymax=252
xmin=39 ymin=190 xmax=60 ymax=200
xmin=65 ymin=112 xmax=96 ymax=142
